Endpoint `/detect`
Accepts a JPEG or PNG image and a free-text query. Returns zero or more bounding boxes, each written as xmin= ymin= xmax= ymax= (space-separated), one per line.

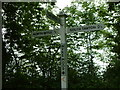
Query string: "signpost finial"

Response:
xmin=58 ymin=10 xmax=68 ymax=17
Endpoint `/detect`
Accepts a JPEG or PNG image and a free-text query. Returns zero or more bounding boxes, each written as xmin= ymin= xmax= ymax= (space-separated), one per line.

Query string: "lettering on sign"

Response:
xmin=61 ymin=60 xmax=65 ymax=66
xmin=61 ymin=43 xmax=66 ymax=75
xmin=67 ymin=24 xmax=105 ymax=33
xmin=62 ymin=67 xmax=65 ymax=70
xmin=81 ymin=25 xmax=96 ymax=30
xmin=61 ymin=57 xmax=64 ymax=61
xmin=62 ymin=71 xmax=65 ymax=75
xmin=62 ymin=70 xmax=65 ymax=75
xmin=32 ymin=30 xmax=57 ymax=37
xmin=61 ymin=61 xmax=66 ymax=75
xmin=61 ymin=44 xmax=65 ymax=60
xmin=61 ymin=68 xmax=65 ymax=75
xmin=69 ymin=27 xmax=81 ymax=32
xmin=97 ymin=24 xmax=104 ymax=29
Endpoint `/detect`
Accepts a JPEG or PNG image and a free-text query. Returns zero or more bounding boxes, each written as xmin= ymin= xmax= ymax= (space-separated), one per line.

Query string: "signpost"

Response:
xmin=58 ymin=12 xmax=68 ymax=90
xmin=32 ymin=10 xmax=105 ymax=90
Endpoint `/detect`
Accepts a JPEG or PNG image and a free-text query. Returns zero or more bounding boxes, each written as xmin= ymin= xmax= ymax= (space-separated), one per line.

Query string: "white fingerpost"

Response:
xmin=32 ymin=9 xmax=105 ymax=90
xmin=58 ymin=11 xmax=68 ymax=90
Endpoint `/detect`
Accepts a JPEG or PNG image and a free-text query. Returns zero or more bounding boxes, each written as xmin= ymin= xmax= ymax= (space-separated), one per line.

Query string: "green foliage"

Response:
xmin=2 ymin=1 xmax=120 ymax=89
xmin=102 ymin=3 xmax=120 ymax=88
xmin=2 ymin=2 xmax=60 ymax=89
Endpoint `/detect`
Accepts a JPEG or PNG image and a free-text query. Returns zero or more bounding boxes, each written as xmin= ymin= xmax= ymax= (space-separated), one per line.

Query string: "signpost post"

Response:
xmin=58 ymin=11 xmax=68 ymax=90
xmin=32 ymin=10 xmax=105 ymax=90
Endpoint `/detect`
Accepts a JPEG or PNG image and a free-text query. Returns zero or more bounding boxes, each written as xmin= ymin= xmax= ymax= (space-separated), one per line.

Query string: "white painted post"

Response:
xmin=58 ymin=11 xmax=68 ymax=90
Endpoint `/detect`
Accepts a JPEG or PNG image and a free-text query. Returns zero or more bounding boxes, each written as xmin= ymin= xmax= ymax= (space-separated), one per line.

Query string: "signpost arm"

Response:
xmin=58 ymin=11 xmax=68 ymax=90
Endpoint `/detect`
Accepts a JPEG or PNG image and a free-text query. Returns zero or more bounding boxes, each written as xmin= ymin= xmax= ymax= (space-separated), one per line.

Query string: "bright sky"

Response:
xmin=56 ymin=0 xmax=73 ymax=9
xmin=55 ymin=0 xmax=120 ymax=9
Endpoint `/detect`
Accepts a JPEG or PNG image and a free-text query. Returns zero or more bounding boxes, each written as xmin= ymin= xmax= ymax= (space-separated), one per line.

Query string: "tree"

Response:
xmin=63 ymin=1 xmax=108 ymax=88
xmin=103 ymin=2 xmax=120 ymax=88
xmin=2 ymin=2 xmax=61 ymax=88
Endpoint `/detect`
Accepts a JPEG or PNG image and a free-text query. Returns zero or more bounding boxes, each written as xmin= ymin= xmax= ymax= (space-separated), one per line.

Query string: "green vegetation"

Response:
xmin=2 ymin=1 xmax=120 ymax=89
